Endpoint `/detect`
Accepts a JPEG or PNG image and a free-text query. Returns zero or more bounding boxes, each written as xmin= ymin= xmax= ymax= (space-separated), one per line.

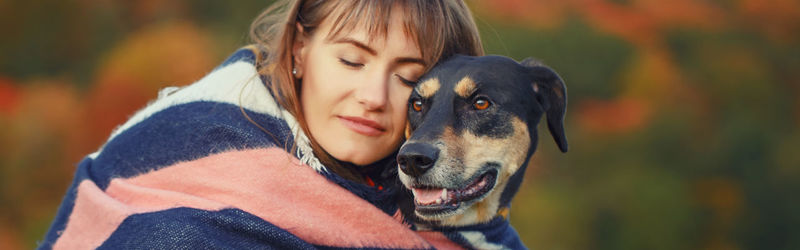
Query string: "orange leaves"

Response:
xmin=738 ymin=0 xmax=800 ymax=43
xmin=15 ymin=79 xmax=84 ymax=139
xmin=0 ymin=21 xmax=216 ymax=247
xmin=693 ymin=178 xmax=742 ymax=223
xmin=0 ymin=77 xmax=19 ymax=115
xmin=617 ymin=49 xmax=704 ymax=112
xmin=581 ymin=0 xmax=725 ymax=46
xmin=576 ymin=97 xmax=652 ymax=134
xmin=94 ymin=21 xmax=214 ymax=93
xmin=0 ymin=224 xmax=23 ymax=250
xmin=0 ymin=21 xmax=215 ymax=158
xmin=577 ymin=0 xmax=661 ymax=47
xmin=633 ymin=0 xmax=725 ymax=29
xmin=692 ymin=178 xmax=743 ymax=250
xmin=127 ymin=0 xmax=188 ymax=25
xmin=478 ymin=0 xmax=733 ymax=135
xmin=86 ymin=21 xmax=214 ymax=147
xmin=475 ymin=0 xmax=727 ymax=47
xmin=0 ymin=78 xmax=86 ymax=249
xmin=471 ymin=0 xmax=570 ymax=29
xmin=0 ymin=77 xmax=89 ymax=173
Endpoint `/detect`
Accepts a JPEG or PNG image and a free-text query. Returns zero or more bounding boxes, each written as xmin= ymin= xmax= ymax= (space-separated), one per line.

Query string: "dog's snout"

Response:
xmin=397 ymin=143 xmax=439 ymax=177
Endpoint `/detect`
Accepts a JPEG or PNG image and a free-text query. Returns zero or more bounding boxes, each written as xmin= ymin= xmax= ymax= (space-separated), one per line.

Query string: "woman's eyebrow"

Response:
xmin=333 ymin=38 xmax=377 ymax=55
xmin=333 ymin=37 xmax=425 ymax=66
xmin=396 ymin=57 xmax=425 ymax=66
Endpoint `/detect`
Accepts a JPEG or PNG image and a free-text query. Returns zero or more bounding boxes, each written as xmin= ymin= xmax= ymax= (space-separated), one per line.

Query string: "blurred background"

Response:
xmin=1 ymin=0 xmax=798 ymax=249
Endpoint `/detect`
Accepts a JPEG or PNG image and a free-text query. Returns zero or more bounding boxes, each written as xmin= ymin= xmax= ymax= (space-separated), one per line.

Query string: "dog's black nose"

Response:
xmin=397 ymin=143 xmax=439 ymax=177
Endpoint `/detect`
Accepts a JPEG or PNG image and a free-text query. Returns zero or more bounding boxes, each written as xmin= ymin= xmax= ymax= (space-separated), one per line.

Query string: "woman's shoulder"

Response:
xmin=216 ymin=45 xmax=267 ymax=70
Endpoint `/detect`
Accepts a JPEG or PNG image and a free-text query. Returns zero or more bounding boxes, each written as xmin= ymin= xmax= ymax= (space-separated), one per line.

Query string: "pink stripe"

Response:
xmin=53 ymin=179 xmax=229 ymax=249
xmin=53 ymin=181 xmax=132 ymax=249
xmin=54 ymin=148 xmax=431 ymax=249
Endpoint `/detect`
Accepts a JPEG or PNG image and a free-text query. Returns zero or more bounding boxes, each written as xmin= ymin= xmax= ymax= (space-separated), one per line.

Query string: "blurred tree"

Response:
xmin=1 ymin=0 xmax=798 ymax=249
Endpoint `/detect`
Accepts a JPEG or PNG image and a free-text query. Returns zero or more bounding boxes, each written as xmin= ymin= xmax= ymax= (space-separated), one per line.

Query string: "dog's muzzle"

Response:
xmin=397 ymin=142 xmax=439 ymax=177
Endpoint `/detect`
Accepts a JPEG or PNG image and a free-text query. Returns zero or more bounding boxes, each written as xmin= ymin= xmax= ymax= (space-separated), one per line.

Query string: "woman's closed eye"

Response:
xmin=395 ymin=74 xmax=418 ymax=87
xmin=339 ymin=58 xmax=364 ymax=68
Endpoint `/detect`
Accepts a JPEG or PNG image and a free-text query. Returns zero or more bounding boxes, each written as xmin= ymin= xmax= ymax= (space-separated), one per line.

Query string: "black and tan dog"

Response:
xmin=397 ymin=54 xmax=567 ymax=248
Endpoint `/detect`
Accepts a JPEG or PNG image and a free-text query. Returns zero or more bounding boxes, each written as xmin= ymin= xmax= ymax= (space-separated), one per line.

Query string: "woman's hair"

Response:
xmin=250 ymin=0 xmax=484 ymax=181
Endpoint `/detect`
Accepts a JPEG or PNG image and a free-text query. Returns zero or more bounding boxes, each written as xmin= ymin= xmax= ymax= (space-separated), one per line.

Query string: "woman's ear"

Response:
xmin=292 ymin=22 xmax=307 ymax=78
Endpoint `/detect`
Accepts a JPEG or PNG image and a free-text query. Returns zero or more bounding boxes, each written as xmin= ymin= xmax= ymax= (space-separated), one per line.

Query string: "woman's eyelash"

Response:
xmin=396 ymin=75 xmax=418 ymax=86
xmin=339 ymin=58 xmax=363 ymax=67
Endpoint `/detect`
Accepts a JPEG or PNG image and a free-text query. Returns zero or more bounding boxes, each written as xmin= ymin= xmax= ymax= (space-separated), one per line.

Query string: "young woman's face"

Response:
xmin=294 ymin=7 xmax=424 ymax=166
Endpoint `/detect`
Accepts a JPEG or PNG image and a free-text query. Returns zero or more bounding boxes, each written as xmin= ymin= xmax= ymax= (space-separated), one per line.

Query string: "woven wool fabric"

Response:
xmin=37 ymin=47 xmax=444 ymax=250
xmin=38 ymin=47 xmax=528 ymax=250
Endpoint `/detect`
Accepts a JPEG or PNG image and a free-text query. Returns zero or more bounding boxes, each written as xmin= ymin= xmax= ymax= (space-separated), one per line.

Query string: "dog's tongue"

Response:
xmin=413 ymin=188 xmax=445 ymax=204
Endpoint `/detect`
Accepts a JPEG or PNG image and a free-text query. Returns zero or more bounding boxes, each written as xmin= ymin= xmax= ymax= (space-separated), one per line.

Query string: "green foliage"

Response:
xmin=1 ymin=1 xmax=798 ymax=249
xmin=478 ymin=18 xmax=634 ymax=100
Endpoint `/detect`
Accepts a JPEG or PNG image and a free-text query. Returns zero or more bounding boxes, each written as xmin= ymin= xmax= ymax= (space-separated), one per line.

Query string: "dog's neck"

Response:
xmin=412 ymin=206 xmax=511 ymax=230
xmin=413 ymin=207 xmax=524 ymax=250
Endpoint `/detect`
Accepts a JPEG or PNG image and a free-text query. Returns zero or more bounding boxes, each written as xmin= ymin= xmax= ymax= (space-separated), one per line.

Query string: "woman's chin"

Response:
xmin=335 ymin=152 xmax=383 ymax=166
xmin=318 ymin=127 xmax=403 ymax=166
xmin=328 ymin=144 xmax=393 ymax=166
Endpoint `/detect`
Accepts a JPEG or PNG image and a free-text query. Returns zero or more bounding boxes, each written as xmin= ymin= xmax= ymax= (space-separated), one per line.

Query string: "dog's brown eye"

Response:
xmin=411 ymin=99 xmax=423 ymax=112
xmin=473 ymin=97 xmax=490 ymax=110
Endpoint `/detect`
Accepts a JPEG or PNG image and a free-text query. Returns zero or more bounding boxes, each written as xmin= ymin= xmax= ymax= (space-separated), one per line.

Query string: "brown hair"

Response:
xmin=250 ymin=0 xmax=484 ymax=181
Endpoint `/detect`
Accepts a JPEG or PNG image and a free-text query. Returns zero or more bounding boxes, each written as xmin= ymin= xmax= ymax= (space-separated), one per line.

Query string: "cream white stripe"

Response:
xmin=86 ymin=61 xmax=325 ymax=172
xmin=460 ymin=231 xmax=507 ymax=250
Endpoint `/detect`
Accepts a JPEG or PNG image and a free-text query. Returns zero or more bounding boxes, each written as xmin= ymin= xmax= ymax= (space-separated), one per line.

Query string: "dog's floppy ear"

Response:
xmin=521 ymin=58 xmax=568 ymax=153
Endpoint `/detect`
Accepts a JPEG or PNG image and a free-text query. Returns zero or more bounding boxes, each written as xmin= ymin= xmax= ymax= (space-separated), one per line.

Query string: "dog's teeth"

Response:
xmin=435 ymin=198 xmax=442 ymax=204
xmin=441 ymin=189 xmax=448 ymax=200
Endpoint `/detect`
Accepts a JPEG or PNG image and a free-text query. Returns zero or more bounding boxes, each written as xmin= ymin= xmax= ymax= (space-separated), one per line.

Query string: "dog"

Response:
xmin=396 ymin=54 xmax=568 ymax=248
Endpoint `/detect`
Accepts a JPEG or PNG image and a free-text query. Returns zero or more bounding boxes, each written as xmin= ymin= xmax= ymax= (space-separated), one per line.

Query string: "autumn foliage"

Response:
xmin=1 ymin=0 xmax=798 ymax=249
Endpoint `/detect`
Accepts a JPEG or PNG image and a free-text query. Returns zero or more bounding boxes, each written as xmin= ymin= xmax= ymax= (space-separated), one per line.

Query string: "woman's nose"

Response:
xmin=355 ymin=71 xmax=389 ymax=111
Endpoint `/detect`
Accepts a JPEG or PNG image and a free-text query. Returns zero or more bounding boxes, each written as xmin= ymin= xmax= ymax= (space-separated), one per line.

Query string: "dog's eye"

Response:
xmin=411 ymin=99 xmax=423 ymax=112
xmin=473 ymin=97 xmax=491 ymax=110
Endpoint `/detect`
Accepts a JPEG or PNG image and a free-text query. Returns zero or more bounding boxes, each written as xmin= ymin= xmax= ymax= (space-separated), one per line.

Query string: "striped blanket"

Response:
xmin=38 ymin=47 xmax=469 ymax=249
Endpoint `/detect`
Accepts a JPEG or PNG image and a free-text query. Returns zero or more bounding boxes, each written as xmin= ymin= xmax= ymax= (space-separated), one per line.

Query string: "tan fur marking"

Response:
xmin=475 ymin=200 xmax=487 ymax=221
xmin=497 ymin=207 xmax=510 ymax=219
xmin=451 ymin=213 xmax=464 ymax=224
xmin=454 ymin=76 xmax=477 ymax=98
xmin=437 ymin=117 xmax=532 ymax=226
xmin=441 ymin=127 xmax=465 ymax=161
xmin=404 ymin=121 xmax=411 ymax=139
xmin=462 ymin=117 xmax=530 ymax=181
xmin=553 ymin=84 xmax=564 ymax=99
xmin=416 ymin=78 xmax=440 ymax=98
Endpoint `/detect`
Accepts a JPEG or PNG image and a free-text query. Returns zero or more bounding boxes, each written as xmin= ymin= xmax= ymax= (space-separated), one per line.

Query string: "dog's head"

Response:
xmin=397 ymin=55 xmax=568 ymax=226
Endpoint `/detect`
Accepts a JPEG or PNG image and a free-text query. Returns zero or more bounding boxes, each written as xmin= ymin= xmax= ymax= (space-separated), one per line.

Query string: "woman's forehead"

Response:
xmin=320 ymin=3 xmax=415 ymax=44
xmin=319 ymin=7 xmax=422 ymax=57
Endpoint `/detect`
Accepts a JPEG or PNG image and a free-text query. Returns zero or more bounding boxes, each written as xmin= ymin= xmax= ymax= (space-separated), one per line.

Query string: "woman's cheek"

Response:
xmin=391 ymin=86 xmax=413 ymax=138
xmin=392 ymin=85 xmax=413 ymax=112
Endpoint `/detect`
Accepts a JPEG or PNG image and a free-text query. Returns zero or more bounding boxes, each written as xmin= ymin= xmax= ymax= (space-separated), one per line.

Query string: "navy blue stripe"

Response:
xmin=91 ymin=101 xmax=293 ymax=190
xmin=315 ymin=245 xmax=434 ymax=250
xmin=434 ymin=216 xmax=526 ymax=249
xmin=100 ymin=208 xmax=315 ymax=249
xmin=215 ymin=47 xmax=259 ymax=70
xmin=37 ymin=157 xmax=93 ymax=250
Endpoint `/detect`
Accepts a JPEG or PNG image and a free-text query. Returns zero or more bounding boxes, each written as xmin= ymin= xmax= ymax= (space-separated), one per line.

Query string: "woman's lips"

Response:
xmin=338 ymin=116 xmax=386 ymax=136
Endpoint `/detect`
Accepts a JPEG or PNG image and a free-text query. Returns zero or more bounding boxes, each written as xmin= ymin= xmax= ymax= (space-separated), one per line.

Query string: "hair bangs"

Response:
xmin=323 ymin=1 xmax=394 ymax=44
xmin=322 ymin=1 xmax=461 ymax=70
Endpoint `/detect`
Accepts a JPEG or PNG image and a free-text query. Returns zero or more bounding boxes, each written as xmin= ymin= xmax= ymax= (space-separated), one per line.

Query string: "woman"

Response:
xmin=39 ymin=0 xmax=483 ymax=249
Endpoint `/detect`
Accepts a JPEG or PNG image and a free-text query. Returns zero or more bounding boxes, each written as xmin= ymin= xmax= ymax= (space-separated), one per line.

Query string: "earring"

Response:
xmin=292 ymin=67 xmax=297 ymax=75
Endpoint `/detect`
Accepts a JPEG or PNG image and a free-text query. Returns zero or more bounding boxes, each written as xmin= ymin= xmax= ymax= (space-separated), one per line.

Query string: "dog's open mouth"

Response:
xmin=411 ymin=169 xmax=498 ymax=215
